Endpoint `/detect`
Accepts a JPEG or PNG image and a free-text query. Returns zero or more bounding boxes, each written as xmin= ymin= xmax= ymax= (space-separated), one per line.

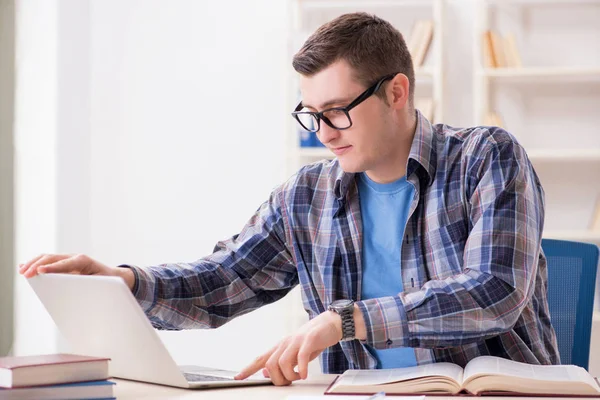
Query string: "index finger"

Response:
xmin=234 ymin=345 xmax=277 ymax=380
xmin=22 ymin=254 xmax=69 ymax=278
xmin=37 ymin=257 xmax=84 ymax=275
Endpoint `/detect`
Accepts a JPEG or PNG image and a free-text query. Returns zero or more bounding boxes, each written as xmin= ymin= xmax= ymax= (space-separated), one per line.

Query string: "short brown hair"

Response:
xmin=293 ymin=12 xmax=415 ymax=105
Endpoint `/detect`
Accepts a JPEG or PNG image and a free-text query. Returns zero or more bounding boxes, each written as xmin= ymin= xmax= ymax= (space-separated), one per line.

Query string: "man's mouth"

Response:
xmin=330 ymin=145 xmax=352 ymax=156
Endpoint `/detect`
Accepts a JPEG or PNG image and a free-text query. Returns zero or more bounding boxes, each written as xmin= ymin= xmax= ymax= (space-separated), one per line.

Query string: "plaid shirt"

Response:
xmin=127 ymin=111 xmax=560 ymax=374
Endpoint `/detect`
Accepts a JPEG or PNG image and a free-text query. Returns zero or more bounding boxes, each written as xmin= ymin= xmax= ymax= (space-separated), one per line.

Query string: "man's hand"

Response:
xmin=18 ymin=253 xmax=136 ymax=291
xmin=234 ymin=310 xmax=343 ymax=386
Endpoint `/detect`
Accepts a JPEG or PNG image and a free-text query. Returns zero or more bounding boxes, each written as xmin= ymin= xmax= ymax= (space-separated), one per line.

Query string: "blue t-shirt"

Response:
xmin=357 ymin=172 xmax=417 ymax=369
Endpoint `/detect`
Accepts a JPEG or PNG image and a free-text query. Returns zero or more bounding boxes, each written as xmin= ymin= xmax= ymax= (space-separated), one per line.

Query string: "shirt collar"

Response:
xmin=334 ymin=109 xmax=437 ymax=201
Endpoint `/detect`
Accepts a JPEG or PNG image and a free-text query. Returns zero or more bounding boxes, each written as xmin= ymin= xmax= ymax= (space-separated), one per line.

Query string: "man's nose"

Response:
xmin=317 ymin=122 xmax=340 ymax=145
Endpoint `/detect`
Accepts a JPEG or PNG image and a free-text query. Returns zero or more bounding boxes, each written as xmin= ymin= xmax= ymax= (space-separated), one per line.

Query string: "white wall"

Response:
xmin=13 ymin=0 xmax=293 ymax=370
xmin=88 ymin=0 xmax=291 ymax=370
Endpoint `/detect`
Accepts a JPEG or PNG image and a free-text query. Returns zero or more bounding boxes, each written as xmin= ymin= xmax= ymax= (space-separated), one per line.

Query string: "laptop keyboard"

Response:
xmin=183 ymin=372 xmax=235 ymax=382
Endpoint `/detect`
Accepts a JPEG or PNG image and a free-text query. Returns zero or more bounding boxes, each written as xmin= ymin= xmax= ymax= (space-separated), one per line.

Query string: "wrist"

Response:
xmin=115 ymin=267 xmax=136 ymax=291
xmin=353 ymin=304 xmax=366 ymax=341
xmin=328 ymin=310 xmax=344 ymax=341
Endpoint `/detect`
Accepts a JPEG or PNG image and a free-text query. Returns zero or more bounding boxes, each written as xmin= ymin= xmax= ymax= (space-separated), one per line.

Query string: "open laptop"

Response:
xmin=28 ymin=273 xmax=272 ymax=389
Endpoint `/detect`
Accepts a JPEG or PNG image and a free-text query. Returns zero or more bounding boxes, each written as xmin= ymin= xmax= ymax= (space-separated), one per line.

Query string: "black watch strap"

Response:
xmin=339 ymin=306 xmax=355 ymax=341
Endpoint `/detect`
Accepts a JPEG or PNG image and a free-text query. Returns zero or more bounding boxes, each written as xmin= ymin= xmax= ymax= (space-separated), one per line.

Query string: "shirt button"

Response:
xmin=386 ymin=339 xmax=393 ymax=346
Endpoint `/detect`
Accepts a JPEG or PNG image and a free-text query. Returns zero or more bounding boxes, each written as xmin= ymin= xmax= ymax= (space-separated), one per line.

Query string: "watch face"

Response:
xmin=332 ymin=299 xmax=353 ymax=308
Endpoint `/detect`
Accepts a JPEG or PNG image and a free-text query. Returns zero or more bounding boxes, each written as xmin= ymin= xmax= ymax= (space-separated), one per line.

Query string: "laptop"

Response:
xmin=28 ymin=273 xmax=272 ymax=389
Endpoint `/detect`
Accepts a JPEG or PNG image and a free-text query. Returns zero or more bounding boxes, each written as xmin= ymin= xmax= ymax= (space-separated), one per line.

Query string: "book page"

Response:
xmin=464 ymin=356 xmax=599 ymax=388
xmin=337 ymin=363 xmax=463 ymax=387
xmin=287 ymin=396 xmax=425 ymax=400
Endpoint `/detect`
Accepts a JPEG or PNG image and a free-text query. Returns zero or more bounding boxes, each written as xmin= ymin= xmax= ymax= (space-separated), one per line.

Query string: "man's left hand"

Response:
xmin=234 ymin=310 xmax=342 ymax=386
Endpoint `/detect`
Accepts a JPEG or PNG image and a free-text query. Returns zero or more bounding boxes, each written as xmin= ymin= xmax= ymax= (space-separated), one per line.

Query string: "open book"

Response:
xmin=325 ymin=356 xmax=600 ymax=397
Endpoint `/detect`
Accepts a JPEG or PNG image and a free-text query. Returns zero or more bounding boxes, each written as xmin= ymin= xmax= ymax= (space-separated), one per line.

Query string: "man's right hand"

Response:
xmin=18 ymin=254 xmax=136 ymax=291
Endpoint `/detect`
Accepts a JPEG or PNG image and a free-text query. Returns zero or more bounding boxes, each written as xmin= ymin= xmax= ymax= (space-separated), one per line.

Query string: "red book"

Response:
xmin=0 ymin=354 xmax=110 ymax=388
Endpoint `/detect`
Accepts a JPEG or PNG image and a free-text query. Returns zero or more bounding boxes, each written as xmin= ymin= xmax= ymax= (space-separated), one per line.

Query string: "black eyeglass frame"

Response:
xmin=291 ymin=72 xmax=399 ymax=133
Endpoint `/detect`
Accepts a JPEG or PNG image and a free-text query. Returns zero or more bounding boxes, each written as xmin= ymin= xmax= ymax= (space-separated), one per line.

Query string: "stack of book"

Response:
xmin=0 ymin=353 xmax=114 ymax=400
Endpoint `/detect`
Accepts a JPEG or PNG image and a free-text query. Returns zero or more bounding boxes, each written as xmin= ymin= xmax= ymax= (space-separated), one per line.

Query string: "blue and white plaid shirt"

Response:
xmin=127 ymin=111 xmax=560 ymax=373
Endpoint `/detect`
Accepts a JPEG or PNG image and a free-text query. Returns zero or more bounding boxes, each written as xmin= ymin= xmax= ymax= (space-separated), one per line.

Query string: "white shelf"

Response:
xmin=478 ymin=67 xmax=600 ymax=79
xmin=300 ymin=0 xmax=435 ymax=10
xmin=543 ymin=230 xmax=600 ymax=243
xmin=527 ymin=149 xmax=600 ymax=162
xmin=486 ymin=0 xmax=600 ymax=6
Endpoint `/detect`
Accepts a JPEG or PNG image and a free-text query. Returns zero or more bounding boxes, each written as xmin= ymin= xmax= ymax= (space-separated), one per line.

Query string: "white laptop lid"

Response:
xmin=28 ymin=273 xmax=194 ymax=387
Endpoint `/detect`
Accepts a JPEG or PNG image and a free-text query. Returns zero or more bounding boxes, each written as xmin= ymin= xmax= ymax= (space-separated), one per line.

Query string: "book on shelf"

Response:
xmin=490 ymin=31 xmax=507 ymax=68
xmin=482 ymin=30 xmax=522 ymax=69
xmin=482 ymin=30 xmax=497 ymax=68
xmin=0 ymin=353 xmax=111 ymax=389
xmin=504 ymin=33 xmax=522 ymax=68
xmin=324 ymin=356 xmax=600 ymax=397
xmin=483 ymin=110 xmax=504 ymax=128
xmin=0 ymin=379 xmax=115 ymax=400
xmin=408 ymin=19 xmax=434 ymax=68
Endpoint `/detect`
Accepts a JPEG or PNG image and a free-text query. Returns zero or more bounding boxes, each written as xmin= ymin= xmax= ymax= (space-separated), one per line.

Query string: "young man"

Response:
xmin=19 ymin=13 xmax=559 ymax=386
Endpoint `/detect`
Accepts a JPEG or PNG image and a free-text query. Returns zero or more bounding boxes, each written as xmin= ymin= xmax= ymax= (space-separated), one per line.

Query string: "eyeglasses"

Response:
xmin=292 ymin=72 xmax=398 ymax=133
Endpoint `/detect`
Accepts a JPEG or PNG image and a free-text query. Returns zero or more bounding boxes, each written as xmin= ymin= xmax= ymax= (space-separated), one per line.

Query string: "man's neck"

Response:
xmin=365 ymin=113 xmax=418 ymax=184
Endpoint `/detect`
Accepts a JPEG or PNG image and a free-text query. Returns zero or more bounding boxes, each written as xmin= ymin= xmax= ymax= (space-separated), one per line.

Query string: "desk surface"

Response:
xmin=113 ymin=375 xmax=590 ymax=400
xmin=113 ymin=374 xmax=336 ymax=399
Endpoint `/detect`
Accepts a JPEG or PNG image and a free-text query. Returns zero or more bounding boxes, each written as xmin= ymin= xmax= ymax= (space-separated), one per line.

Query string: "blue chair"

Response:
xmin=542 ymin=238 xmax=599 ymax=370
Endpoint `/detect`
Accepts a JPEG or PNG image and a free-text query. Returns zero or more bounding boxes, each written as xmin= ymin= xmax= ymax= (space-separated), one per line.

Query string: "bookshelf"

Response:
xmin=473 ymin=0 xmax=600 ymax=246
xmin=286 ymin=0 xmax=445 ymax=173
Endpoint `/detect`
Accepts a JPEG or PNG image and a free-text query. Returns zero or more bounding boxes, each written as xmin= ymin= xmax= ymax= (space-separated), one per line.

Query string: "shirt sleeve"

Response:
xmin=356 ymin=133 xmax=545 ymax=349
xmin=119 ymin=187 xmax=298 ymax=330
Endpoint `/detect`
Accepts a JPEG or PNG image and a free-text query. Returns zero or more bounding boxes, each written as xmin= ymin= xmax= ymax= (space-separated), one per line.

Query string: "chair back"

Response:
xmin=542 ymin=238 xmax=599 ymax=370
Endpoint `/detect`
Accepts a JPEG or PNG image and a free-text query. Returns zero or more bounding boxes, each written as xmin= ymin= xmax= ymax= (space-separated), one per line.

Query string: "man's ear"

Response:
xmin=387 ymin=73 xmax=410 ymax=110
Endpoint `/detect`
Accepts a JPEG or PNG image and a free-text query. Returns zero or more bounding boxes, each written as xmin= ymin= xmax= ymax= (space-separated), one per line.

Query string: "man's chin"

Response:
xmin=337 ymin=158 xmax=365 ymax=173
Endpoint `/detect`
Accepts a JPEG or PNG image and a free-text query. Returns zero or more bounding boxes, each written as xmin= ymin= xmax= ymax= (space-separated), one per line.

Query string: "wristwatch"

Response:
xmin=328 ymin=299 xmax=355 ymax=341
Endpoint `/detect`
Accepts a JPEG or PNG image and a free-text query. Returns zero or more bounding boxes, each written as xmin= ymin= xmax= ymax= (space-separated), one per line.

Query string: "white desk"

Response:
xmin=113 ymin=375 xmax=592 ymax=400
xmin=113 ymin=374 xmax=336 ymax=399
xmin=113 ymin=313 xmax=600 ymax=399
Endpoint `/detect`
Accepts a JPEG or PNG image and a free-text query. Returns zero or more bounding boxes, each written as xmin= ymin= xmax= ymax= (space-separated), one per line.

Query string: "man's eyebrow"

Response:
xmin=302 ymin=96 xmax=353 ymax=111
